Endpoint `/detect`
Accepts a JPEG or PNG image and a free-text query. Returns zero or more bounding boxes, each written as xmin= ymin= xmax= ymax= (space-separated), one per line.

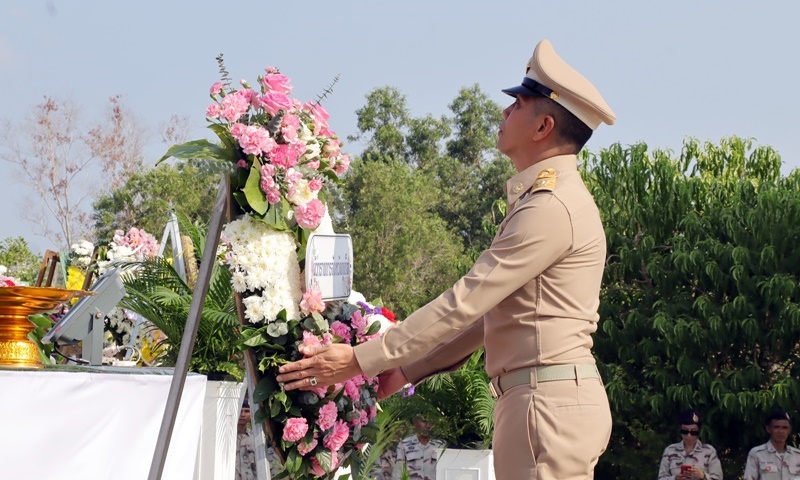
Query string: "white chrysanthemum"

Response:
xmin=222 ymin=215 xmax=302 ymax=323
xmin=0 ymin=265 xmax=7 ymax=275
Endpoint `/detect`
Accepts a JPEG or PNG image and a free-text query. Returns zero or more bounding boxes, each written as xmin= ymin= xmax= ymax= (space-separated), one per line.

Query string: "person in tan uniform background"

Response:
xmin=277 ymin=39 xmax=616 ymax=479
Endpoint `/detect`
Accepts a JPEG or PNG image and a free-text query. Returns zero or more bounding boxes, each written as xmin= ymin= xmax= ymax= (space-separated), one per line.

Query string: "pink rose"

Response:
xmin=262 ymin=73 xmax=294 ymax=95
xmin=261 ymin=92 xmax=293 ymax=116
xmin=317 ymin=401 xmax=338 ymax=431
xmin=294 ymin=198 xmax=326 ymax=229
xmin=323 ymin=420 xmax=349 ymax=452
xmin=209 ymin=82 xmax=224 ymax=95
xmin=282 ymin=417 xmax=308 ymax=442
xmin=304 ymin=102 xmax=332 ymax=136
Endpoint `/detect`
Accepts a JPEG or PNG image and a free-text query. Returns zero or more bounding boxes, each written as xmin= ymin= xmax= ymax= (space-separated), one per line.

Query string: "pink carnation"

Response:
xmin=220 ymin=90 xmax=252 ymax=123
xmin=282 ymin=417 xmax=308 ymax=442
xmin=368 ymin=405 xmax=378 ymax=420
xmin=281 ymin=113 xmax=301 ymax=143
xmin=209 ymin=82 xmax=224 ymax=95
xmin=305 ymin=158 xmax=320 ymax=170
xmin=300 ymin=288 xmax=325 ymax=315
xmin=302 ymin=330 xmax=322 ymax=350
xmin=294 ymin=198 xmax=326 ymax=229
xmin=269 ymin=143 xmax=303 ymax=169
xmin=317 ymin=401 xmax=338 ymax=431
xmin=344 ymin=379 xmax=360 ymax=401
xmin=334 ymin=155 xmax=351 ymax=176
xmin=350 ymin=409 xmax=369 ymax=427
xmin=350 ymin=310 xmax=368 ymax=337
xmin=308 ymin=178 xmax=323 ymax=192
xmin=329 ymin=321 xmax=352 ymax=343
xmin=309 ymin=458 xmax=327 ymax=476
xmin=297 ymin=436 xmax=318 ymax=456
xmin=206 ymin=103 xmax=221 ymax=119
xmin=323 ymin=420 xmax=350 ymax=452
xmin=230 ymin=124 xmax=276 ymax=156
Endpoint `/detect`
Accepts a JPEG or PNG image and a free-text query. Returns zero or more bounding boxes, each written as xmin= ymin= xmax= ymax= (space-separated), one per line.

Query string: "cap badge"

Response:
xmin=511 ymin=182 xmax=524 ymax=194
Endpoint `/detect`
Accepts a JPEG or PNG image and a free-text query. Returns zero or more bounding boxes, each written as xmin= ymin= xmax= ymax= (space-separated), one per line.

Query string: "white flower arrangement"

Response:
xmin=222 ymin=214 xmax=303 ymax=323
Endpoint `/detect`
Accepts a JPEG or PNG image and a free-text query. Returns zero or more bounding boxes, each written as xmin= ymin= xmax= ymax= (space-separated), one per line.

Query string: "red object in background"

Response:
xmin=381 ymin=308 xmax=397 ymax=323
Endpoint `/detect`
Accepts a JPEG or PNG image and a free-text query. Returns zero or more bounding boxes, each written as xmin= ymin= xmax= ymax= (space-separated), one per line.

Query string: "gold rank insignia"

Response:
xmin=511 ymin=182 xmax=524 ymax=194
xmin=531 ymin=168 xmax=557 ymax=192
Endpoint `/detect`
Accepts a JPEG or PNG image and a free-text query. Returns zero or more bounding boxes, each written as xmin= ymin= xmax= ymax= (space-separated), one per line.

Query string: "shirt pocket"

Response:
xmin=759 ymin=460 xmax=781 ymax=479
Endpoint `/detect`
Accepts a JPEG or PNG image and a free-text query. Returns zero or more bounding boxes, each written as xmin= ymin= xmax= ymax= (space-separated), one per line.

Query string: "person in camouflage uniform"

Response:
xmin=744 ymin=410 xmax=800 ymax=480
xmin=658 ymin=410 xmax=722 ymax=480
xmin=392 ymin=416 xmax=445 ymax=480
xmin=236 ymin=402 xmax=258 ymax=480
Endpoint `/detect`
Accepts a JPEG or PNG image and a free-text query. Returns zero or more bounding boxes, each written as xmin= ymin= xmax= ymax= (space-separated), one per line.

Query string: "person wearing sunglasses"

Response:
xmin=743 ymin=410 xmax=800 ymax=479
xmin=658 ymin=409 xmax=723 ymax=479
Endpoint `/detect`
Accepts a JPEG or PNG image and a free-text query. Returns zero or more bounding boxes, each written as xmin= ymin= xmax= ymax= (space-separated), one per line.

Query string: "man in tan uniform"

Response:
xmin=277 ymin=39 xmax=616 ymax=479
xmin=744 ymin=410 xmax=800 ymax=479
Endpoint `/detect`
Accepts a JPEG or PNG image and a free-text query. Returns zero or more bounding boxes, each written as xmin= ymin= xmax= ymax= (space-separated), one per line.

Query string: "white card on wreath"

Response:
xmin=305 ymin=234 xmax=353 ymax=300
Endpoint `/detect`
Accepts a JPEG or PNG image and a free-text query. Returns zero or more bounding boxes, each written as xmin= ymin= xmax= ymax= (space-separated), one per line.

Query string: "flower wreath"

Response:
xmin=161 ymin=61 xmax=395 ymax=479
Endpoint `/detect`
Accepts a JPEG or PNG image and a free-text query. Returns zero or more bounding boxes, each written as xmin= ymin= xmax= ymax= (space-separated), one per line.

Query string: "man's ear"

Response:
xmin=531 ymin=113 xmax=556 ymax=142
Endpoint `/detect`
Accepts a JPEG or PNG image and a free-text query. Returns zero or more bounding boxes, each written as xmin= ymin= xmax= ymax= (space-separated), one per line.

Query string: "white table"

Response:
xmin=0 ymin=367 xmax=206 ymax=480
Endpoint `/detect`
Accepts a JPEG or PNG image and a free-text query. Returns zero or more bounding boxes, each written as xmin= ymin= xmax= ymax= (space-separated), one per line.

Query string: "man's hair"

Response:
xmin=765 ymin=410 xmax=791 ymax=426
xmin=532 ymin=96 xmax=593 ymax=152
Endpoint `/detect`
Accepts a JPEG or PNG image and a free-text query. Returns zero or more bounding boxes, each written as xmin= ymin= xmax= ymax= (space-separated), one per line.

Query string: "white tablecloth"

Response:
xmin=0 ymin=367 xmax=207 ymax=480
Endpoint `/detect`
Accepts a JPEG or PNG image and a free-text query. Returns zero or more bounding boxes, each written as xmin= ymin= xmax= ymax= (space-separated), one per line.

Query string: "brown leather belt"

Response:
xmin=489 ymin=364 xmax=600 ymax=399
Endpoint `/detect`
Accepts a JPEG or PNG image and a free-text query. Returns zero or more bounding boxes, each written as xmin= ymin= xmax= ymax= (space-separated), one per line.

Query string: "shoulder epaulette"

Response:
xmin=531 ymin=168 xmax=557 ymax=193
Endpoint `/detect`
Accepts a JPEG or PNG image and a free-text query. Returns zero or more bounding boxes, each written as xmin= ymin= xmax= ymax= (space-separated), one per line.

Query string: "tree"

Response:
xmin=341 ymin=157 xmax=465 ymax=318
xmin=348 ymin=86 xmax=410 ymax=161
xmin=0 ymin=96 xmax=147 ymax=249
xmin=586 ymin=137 xmax=800 ymax=477
xmin=0 ymin=237 xmax=40 ymax=284
xmin=92 ymin=162 xmax=219 ymax=243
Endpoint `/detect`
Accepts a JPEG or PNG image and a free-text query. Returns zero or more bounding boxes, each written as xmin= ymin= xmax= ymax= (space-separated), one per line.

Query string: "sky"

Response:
xmin=2 ymin=0 xmax=799 ymax=256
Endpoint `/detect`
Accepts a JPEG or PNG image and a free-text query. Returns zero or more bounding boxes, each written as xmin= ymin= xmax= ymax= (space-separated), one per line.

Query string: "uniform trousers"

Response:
xmin=493 ymin=375 xmax=611 ymax=479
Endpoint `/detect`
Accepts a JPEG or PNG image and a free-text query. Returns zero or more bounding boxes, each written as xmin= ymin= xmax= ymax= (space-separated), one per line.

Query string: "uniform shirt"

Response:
xmin=744 ymin=441 xmax=800 ymax=480
xmin=368 ymin=448 xmax=396 ymax=480
xmin=658 ymin=441 xmax=723 ymax=480
xmin=235 ymin=430 xmax=258 ymax=480
xmin=353 ymin=154 xmax=606 ymax=382
xmin=392 ymin=435 xmax=446 ymax=480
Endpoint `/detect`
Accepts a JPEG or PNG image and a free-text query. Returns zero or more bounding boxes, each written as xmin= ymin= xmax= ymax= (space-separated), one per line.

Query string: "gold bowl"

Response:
xmin=0 ymin=286 xmax=93 ymax=369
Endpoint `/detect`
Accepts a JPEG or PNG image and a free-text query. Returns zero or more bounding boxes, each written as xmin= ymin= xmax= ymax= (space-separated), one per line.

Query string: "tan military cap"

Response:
xmin=502 ymin=39 xmax=616 ymax=130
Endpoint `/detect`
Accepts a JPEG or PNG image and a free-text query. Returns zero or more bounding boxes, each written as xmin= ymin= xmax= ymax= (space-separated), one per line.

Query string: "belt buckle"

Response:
xmin=488 ymin=380 xmax=499 ymax=399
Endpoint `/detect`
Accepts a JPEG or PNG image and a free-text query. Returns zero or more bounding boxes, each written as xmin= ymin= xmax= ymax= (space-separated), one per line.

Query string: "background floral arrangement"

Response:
xmin=67 ymin=227 xmax=161 ymax=358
